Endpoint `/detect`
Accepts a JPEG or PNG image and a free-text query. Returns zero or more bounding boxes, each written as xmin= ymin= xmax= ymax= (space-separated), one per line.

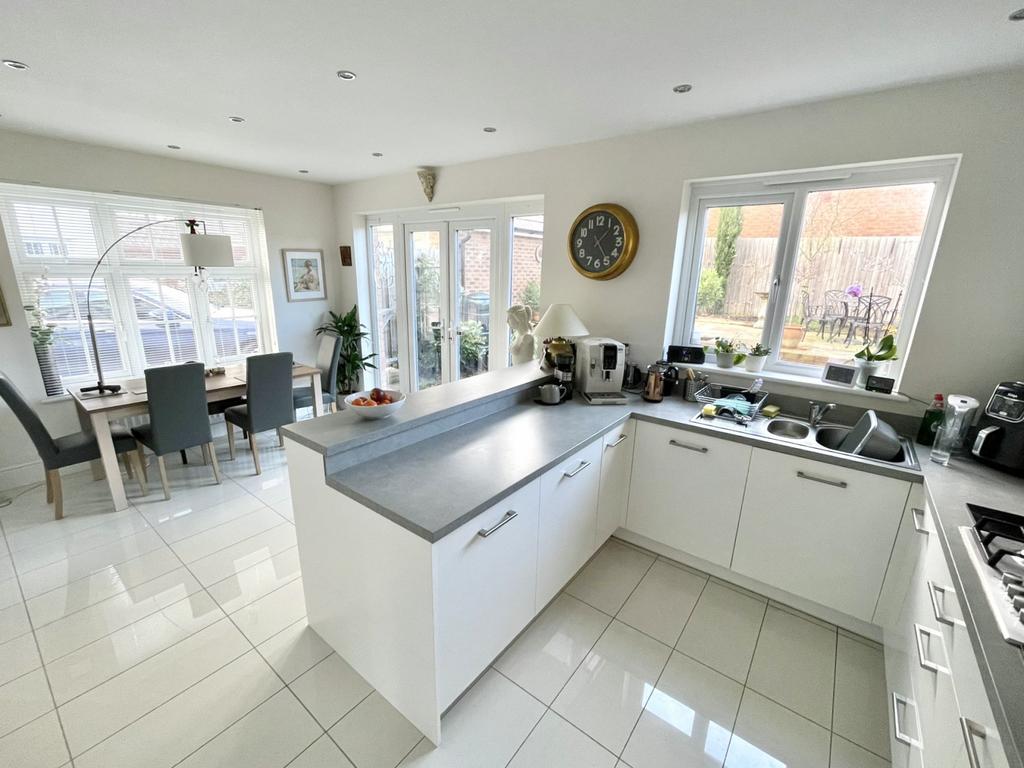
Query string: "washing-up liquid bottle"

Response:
xmin=916 ymin=394 xmax=944 ymax=446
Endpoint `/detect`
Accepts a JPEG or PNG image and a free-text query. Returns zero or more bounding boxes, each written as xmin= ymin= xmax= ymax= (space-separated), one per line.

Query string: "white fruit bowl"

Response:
xmin=343 ymin=390 xmax=406 ymax=420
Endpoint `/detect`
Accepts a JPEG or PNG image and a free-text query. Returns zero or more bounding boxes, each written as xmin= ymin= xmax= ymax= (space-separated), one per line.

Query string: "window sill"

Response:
xmin=683 ymin=362 xmax=910 ymax=404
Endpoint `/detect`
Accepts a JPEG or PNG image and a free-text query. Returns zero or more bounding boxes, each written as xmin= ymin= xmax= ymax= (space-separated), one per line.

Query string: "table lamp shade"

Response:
xmin=533 ymin=303 xmax=589 ymax=339
xmin=181 ymin=233 xmax=234 ymax=268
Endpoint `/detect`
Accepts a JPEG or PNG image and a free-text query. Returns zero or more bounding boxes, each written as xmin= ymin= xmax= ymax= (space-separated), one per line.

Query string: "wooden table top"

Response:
xmin=69 ymin=362 xmax=319 ymax=415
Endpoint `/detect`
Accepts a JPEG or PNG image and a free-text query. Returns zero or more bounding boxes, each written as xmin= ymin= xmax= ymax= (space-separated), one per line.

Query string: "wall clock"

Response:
xmin=567 ymin=203 xmax=638 ymax=280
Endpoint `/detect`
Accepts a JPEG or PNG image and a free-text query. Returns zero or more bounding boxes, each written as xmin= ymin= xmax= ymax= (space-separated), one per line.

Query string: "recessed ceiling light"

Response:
xmin=482 ymin=126 xmax=497 ymax=133
xmin=371 ymin=152 xmax=383 ymax=157
xmin=167 ymin=144 xmax=181 ymax=150
xmin=228 ymin=115 xmax=246 ymax=123
xmin=298 ymin=169 xmax=309 ymax=174
xmin=3 ymin=60 xmax=29 ymax=71
xmin=336 ymin=70 xmax=357 ymax=80
xmin=672 ymin=83 xmax=693 ymax=94
xmin=1010 ymin=8 xmax=1024 ymax=20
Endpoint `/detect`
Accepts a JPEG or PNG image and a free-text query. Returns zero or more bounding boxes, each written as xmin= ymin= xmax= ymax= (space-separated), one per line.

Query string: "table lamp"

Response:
xmin=533 ymin=303 xmax=589 ymax=371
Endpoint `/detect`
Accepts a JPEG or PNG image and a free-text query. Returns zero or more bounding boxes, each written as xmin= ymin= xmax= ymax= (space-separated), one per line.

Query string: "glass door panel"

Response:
xmin=453 ymin=225 xmax=494 ymax=381
xmin=368 ymin=224 xmax=401 ymax=387
xmin=407 ymin=225 xmax=448 ymax=390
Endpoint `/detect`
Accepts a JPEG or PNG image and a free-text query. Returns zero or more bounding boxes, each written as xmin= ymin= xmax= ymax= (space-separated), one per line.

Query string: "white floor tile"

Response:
xmin=0 ymin=601 xmax=30 ymax=644
xmin=5 ymin=502 xmax=135 ymax=552
xmin=11 ymin=511 xmax=150 ymax=574
xmin=745 ymin=605 xmax=836 ymax=727
xmin=565 ymin=540 xmax=655 ymax=615
xmin=0 ymin=556 xmax=14 ymax=582
xmin=232 ymin=464 xmax=291 ymax=505
xmin=833 ymin=634 xmax=891 ymax=760
xmin=187 ymin=522 xmax=296 ymax=587
xmin=0 ymin=668 xmax=54 ymax=737
xmin=287 ymin=735 xmax=356 ymax=768
xmin=139 ymin=493 xmax=265 ymax=544
xmin=398 ymin=669 xmax=544 ymax=768
xmin=0 ymin=711 xmax=70 ymax=768
xmin=24 ymin=546 xmax=181 ymax=627
xmin=831 ymin=734 xmax=891 ymax=768
xmin=256 ymin=617 xmax=332 ymax=683
xmin=176 ymin=688 xmax=321 ymax=768
xmin=622 ymin=652 xmax=742 ymax=768
xmin=271 ymin=497 xmax=294 ymax=522
xmin=290 ymin=653 xmax=373 ymax=729
xmin=553 ymin=620 xmax=672 ymax=754
xmin=0 ymin=631 xmax=42 ymax=687
xmin=35 ymin=566 xmax=202 ymax=662
xmin=131 ymin=474 xmax=249 ymax=518
xmin=207 ymin=546 xmax=300 ymax=613
xmin=330 ymin=691 xmax=423 ymax=768
xmin=59 ymin=617 xmax=249 ymax=756
xmin=675 ymin=581 xmax=766 ymax=683
xmin=170 ymin=506 xmax=287 ymax=564
xmin=0 ymin=576 xmax=22 ymax=610
xmin=724 ymin=690 xmax=830 ymax=768
xmin=617 ymin=560 xmax=707 ymax=646
xmin=508 ymin=710 xmax=617 ymax=768
xmin=46 ymin=590 xmax=223 ymax=704
xmin=495 ymin=593 xmax=611 ymax=705
xmin=230 ymin=577 xmax=306 ymax=645
xmin=73 ymin=650 xmax=282 ymax=768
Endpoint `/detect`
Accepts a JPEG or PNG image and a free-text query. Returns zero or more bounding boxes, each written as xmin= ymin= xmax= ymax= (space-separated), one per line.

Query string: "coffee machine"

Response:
xmin=575 ymin=338 xmax=628 ymax=404
xmin=972 ymin=381 xmax=1024 ymax=475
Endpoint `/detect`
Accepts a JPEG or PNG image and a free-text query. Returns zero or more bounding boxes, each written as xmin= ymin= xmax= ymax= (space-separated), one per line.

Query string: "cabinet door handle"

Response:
xmin=928 ymin=581 xmax=961 ymax=626
xmin=669 ymin=439 xmax=708 ymax=453
xmin=477 ymin=510 xmax=517 ymax=538
xmin=606 ymin=434 xmax=628 ymax=449
xmin=892 ymin=692 xmax=922 ymax=747
xmin=960 ymin=717 xmax=986 ymax=768
xmin=796 ymin=470 xmax=847 ymax=489
xmin=563 ymin=460 xmax=591 ymax=479
xmin=914 ymin=623 xmax=948 ymax=673
xmin=911 ymin=507 xmax=929 ymax=535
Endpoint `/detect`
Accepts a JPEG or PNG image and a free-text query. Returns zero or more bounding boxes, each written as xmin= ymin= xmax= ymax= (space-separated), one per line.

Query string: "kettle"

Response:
xmin=643 ymin=363 xmax=672 ymax=402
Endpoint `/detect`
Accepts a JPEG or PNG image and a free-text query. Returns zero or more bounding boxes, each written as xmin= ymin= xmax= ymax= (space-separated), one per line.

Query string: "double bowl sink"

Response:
xmin=691 ymin=413 xmax=921 ymax=471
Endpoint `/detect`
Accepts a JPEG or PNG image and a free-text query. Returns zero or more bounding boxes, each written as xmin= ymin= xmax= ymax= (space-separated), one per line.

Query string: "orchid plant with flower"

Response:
xmin=845 ymin=283 xmax=863 ymax=299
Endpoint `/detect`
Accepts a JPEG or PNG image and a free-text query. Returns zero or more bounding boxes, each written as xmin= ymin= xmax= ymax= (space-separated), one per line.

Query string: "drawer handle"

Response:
xmin=606 ymin=434 xmax=628 ymax=449
xmin=669 ymin=439 xmax=708 ymax=453
xmin=796 ymin=470 xmax=847 ymax=489
xmin=892 ymin=692 xmax=922 ymax=748
xmin=914 ymin=623 xmax=948 ymax=673
xmin=477 ymin=510 xmax=518 ymax=538
xmin=960 ymin=717 xmax=986 ymax=768
xmin=928 ymin=580 xmax=961 ymax=627
xmin=911 ymin=507 xmax=929 ymax=535
xmin=563 ymin=460 xmax=591 ymax=479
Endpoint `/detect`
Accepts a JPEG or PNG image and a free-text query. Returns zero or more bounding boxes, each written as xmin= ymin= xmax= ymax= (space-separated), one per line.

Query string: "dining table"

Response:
xmin=69 ymin=362 xmax=324 ymax=511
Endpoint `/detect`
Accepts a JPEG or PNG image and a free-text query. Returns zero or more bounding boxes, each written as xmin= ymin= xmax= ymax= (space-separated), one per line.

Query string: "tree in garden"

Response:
xmin=713 ymin=207 xmax=743 ymax=292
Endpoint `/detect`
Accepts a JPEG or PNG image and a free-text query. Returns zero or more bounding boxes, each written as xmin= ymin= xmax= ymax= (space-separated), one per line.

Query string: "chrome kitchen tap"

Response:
xmin=808 ymin=401 xmax=838 ymax=427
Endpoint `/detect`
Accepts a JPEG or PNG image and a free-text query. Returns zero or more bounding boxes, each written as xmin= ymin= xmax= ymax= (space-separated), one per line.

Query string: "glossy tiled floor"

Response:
xmin=0 ymin=426 xmax=892 ymax=768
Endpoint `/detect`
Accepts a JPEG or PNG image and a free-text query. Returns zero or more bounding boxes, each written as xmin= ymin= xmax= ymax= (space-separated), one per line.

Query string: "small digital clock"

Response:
xmin=821 ymin=362 xmax=858 ymax=388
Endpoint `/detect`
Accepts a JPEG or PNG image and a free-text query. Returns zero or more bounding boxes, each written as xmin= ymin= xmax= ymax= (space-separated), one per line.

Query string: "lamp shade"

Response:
xmin=533 ymin=303 xmax=589 ymax=339
xmin=181 ymin=233 xmax=234 ymax=268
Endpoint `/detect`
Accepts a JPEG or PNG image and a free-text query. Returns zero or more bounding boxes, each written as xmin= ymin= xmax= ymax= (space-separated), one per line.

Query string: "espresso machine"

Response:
xmin=575 ymin=338 xmax=628 ymax=404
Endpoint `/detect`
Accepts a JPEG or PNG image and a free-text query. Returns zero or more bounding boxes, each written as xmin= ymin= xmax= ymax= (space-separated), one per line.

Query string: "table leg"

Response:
xmin=78 ymin=405 xmax=105 ymax=480
xmin=311 ymin=372 xmax=325 ymax=417
xmin=91 ymin=411 xmax=128 ymax=510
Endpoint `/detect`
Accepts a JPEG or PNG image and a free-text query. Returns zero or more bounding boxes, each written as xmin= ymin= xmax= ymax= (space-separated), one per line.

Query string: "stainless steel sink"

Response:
xmin=766 ymin=420 xmax=811 ymax=440
xmin=814 ymin=426 xmax=847 ymax=449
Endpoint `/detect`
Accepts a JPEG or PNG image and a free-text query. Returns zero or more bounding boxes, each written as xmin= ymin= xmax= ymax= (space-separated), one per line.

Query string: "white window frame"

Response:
xmin=672 ymin=156 xmax=960 ymax=386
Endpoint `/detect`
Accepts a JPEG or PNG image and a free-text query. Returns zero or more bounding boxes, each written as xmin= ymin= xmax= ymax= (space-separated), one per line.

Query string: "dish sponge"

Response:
xmin=762 ymin=404 xmax=781 ymax=419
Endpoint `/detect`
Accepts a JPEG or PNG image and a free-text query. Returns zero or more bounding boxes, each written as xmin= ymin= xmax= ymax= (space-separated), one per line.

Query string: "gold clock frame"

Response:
xmin=567 ymin=203 xmax=639 ymax=280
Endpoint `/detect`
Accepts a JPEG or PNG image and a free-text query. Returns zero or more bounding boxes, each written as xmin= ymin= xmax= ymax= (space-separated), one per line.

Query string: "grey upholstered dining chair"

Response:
xmin=225 ymin=352 xmax=294 ymax=475
xmin=132 ymin=362 xmax=221 ymax=499
xmin=293 ymin=335 xmax=341 ymax=417
xmin=0 ymin=371 xmax=146 ymax=519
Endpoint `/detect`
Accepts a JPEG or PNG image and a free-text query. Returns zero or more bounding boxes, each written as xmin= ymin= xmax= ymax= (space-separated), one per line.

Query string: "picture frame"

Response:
xmin=282 ymin=249 xmax=327 ymax=302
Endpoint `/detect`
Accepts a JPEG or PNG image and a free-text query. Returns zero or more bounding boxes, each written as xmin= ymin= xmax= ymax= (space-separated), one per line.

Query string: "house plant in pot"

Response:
xmin=315 ymin=305 xmax=377 ymax=398
xmin=853 ymin=333 xmax=897 ymax=387
xmin=711 ymin=337 xmax=745 ymax=369
xmin=743 ymin=343 xmax=771 ymax=372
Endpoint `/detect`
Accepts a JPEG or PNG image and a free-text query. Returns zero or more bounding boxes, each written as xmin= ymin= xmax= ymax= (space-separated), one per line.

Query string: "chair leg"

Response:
xmin=248 ymin=432 xmax=261 ymax=475
xmin=45 ymin=470 xmax=53 ymax=504
xmin=128 ymin=450 xmax=148 ymax=496
xmin=122 ymin=453 xmax=134 ymax=479
xmin=156 ymin=455 xmax=171 ymax=500
xmin=203 ymin=443 xmax=222 ymax=485
xmin=226 ymin=421 xmax=236 ymax=460
xmin=277 ymin=428 xmax=284 ymax=448
xmin=136 ymin=446 xmax=149 ymax=484
xmin=180 ymin=449 xmax=188 ymax=465
xmin=47 ymin=469 xmax=63 ymax=520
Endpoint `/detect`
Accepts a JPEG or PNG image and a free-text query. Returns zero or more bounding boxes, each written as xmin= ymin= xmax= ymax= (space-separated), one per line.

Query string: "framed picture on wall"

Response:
xmin=282 ymin=249 xmax=327 ymax=302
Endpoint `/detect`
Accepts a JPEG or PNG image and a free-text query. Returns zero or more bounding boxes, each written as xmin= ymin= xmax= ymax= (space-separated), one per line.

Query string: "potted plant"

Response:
xmin=711 ymin=337 xmax=745 ymax=369
xmin=853 ymin=333 xmax=898 ymax=386
xmin=315 ymin=305 xmax=377 ymax=396
xmin=24 ymin=303 xmax=62 ymax=397
xmin=743 ymin=342 xmax=771 ymax=372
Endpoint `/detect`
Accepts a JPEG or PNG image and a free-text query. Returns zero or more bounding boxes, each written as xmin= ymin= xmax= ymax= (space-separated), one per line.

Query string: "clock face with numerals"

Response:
xmin=567 ymin=203 xmax=638 ymax=280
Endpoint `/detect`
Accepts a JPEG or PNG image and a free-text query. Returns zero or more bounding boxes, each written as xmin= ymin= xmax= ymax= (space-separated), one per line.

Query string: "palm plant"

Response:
xmin=315 ymin=305 xmax=377 ymax=394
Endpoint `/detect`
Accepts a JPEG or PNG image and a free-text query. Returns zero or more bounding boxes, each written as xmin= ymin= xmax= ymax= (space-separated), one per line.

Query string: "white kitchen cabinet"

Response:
xmin=626 ymin=421 xmax=752 ymax=567
xmin=731 ymin=448 xmax=911 ymax=621
xmin=536 ymin=438 xmax=602 ymax=607
xmin=433 ymin=479 xmax=541 ymax=710
xmin=596 ymin=420 xmax=635 ymax=544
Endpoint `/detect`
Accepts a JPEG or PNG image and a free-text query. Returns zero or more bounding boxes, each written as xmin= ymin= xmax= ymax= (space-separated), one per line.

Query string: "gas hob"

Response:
xmin=959 ymin=503 xmax=1024 ymax=647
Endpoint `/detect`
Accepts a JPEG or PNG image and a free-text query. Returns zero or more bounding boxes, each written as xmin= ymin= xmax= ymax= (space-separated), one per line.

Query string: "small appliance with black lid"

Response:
xmin=972 ymin=381 xmax=1024 ymax=475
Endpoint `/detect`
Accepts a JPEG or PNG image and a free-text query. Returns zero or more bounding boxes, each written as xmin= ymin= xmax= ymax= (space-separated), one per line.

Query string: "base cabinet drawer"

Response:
xmin=596 ymin=421 xmax=634 ymax=544
xmin=537 ymin=440 xmax=602 ymax=607
xmin=434 ymin=480 xmax=541 ymax=710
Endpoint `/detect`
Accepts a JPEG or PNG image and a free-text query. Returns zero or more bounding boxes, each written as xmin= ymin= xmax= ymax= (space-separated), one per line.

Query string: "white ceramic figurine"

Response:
xmin=507 ymin=305 xmax=536 ymax=364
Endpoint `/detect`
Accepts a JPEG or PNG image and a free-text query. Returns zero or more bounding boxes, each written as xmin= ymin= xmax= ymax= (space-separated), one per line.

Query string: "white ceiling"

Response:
xmin=1 ymin=1 xmax=1022 ymax=184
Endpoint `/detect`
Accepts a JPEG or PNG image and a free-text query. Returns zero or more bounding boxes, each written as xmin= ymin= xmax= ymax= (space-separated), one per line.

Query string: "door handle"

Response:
xmin=960 ymin=717 xmax=987 ymax=768
xmin=606 ymin=434 xmax=628 ymax=449
xmin=892 ymin=692 xmax=922 ymax=748
xmin=914 ymin=623 xmax=948 ymax=673
xmin=563 ymin=460 xmax=591 ymax=479
xmin=477 ymin=510 xmax=517 ymax=538
xmin=927 ymin=581 xmax=961 ymax=626
xmin=796 ymin=470 xmax=847 ymax=488
xmin=669 ymin=439 xmax=708 ymax=453
xmin=911 ymin=507 xmax=929 ymax=535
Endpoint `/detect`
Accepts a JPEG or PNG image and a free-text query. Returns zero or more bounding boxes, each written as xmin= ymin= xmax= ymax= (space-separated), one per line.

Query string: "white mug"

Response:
xmin=539 ymin=384 xmax=566 ymax=404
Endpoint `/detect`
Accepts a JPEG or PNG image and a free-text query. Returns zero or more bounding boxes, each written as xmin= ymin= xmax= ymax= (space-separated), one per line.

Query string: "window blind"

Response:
xmin=0 ymin=183 xmax=275 ymax=391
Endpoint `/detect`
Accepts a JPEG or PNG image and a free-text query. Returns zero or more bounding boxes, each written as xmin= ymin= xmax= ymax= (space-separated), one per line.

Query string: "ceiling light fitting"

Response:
xmin=2 ymin=60 xmax=29 ymax=70
xmin=672 ymin=83 xmax=693 ymax=93
xmin=372 ymin=152 xmax=383 ymax=157
xmin=167 ymin=144 xmax=181 ymax=150
xmin=298 ymin=169 xmax=309 ymax=174
xmin=228 ymin=116 xmax=246 ymax=123
xmin=482 ymin=126 xmax=497 ymax=133
xmin=336 ymin=70 xmax=357 ymax=80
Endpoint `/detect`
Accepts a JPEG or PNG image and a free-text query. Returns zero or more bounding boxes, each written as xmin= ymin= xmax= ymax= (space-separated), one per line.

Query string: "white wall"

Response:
xmin=0 ymin=129 xmax=340 ymax=489
xmin=333 ymin=67 xmax=1024 ymax=412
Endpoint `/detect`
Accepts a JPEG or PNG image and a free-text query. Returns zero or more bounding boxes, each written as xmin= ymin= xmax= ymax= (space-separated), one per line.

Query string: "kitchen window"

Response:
xmin=0 ymin=183 xmax=276 ymax=394
xmin=673 ymin=156 xmax=959 ymax=383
